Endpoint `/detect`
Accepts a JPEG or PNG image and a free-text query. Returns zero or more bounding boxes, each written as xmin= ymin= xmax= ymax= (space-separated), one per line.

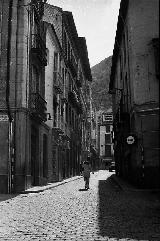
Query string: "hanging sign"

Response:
xmin=126 ymin=135 xmax=135 ymax=145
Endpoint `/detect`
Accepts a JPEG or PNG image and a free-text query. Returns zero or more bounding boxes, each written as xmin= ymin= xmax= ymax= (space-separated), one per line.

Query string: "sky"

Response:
xmin=47 ymin=0 xmax=121 ymax=67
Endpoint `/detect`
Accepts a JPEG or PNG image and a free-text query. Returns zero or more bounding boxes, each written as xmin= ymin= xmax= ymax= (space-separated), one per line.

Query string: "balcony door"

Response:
xmin=32 ymin=65 xmax=40 ymax=94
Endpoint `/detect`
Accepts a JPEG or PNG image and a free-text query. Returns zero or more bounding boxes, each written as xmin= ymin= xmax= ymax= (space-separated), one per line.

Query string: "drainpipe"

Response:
xmin=6 ymin=0 xmax=13 ymax=193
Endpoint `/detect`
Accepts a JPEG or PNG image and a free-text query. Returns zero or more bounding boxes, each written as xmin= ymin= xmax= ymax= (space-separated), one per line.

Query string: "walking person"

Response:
xmin=80 ymin=162 xmax=83 ymax=175
xmin=82 ymin=160 xmax=91 ymax=190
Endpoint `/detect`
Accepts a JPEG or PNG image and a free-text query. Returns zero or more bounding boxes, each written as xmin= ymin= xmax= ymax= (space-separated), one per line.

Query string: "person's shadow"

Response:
xmin=79 ymin=188 xmax=88 ymax=191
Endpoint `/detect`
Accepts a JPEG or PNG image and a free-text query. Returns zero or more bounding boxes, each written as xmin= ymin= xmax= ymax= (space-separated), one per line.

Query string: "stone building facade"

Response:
xmin=0 ymin=0 xmax=92 ymax=193
xmin=43 ymin=4 xmax=92 ymax=182
xmin=109 ymin=0 xmax=159 ymax=188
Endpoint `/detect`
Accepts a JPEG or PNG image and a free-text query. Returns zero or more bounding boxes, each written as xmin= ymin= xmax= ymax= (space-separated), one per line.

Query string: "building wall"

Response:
xmin=128 ymin=0 xmax=159 ymax=188
xmin=0 ymin=1 xmax=92 ymax=193
xmin=45 ymin=26 xmax=56 ymax=182
xmin=0 ymin=0 xmax=30 ymax=193
xmin=110 ymin=0 xmax=159 ymax=188
xmin=0 ymin=0 xmax=51 ymax=193
xmin=0 ymin=0 xmax=11 ymax=193
xmin=13 ymin=1 xmax=32 ymax=192
xmin=45 ymin=27 xmax=55 ymax=128
xmin=128 ymin=0 xmax=159 ymax=105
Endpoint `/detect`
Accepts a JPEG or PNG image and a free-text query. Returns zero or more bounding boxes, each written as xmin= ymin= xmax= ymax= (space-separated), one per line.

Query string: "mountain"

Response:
xmin=91 ymin=56 xmax=112 ymax=112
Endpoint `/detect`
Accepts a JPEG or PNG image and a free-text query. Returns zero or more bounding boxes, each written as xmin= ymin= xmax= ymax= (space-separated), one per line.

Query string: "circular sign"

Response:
xmin=126 ymin=135 xmax=135 ymax=145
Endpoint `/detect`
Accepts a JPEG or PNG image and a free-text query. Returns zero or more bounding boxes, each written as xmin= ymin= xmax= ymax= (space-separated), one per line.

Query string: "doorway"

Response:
xmin=31 ymin=126 xmax=38 ymax=186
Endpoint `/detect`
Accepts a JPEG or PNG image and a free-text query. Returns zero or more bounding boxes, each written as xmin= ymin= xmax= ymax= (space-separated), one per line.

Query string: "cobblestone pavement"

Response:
xmin=0 ymin=170 xmax=160 ymax=241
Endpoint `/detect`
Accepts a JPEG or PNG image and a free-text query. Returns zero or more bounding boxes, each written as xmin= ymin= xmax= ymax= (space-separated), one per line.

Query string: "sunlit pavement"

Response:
xmin=0 ymin=170 xmax=159 ymax=241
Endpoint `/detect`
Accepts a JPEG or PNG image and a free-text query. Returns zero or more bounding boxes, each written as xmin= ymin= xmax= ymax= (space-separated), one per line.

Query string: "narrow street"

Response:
xmin=0 ymin=170 xmax=159 ymax=241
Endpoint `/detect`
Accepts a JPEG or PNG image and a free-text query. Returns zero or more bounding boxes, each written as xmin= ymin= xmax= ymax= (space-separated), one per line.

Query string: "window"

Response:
xmin=33 ymin=18 xmax=38 ymax=35
xmin=103 ymin=114 xmax=113 ymax=123
xmin=61 ymin=103 xmax=64 ymax=117
xmin=32 ymin=65 xmax=40 ymax=93
xmin=54 ymin=52 xmax=58 ymax=72
xmin=53 ymin=97 xmax=57 ymax=127
xmin=105 ymin=125 xmax=110 ymax=132
xmin=105 ymin=145 xmax=111 ymax=157
xmin=105 ymin=134 xmax=111 ymax=144
xmin=152 ymin=38 xmax=159 ymax=79
xmin=68 ymin=42 xmax=70 ymax=60
xmin=46 ymin=48 xmax=49 ymax=65
xmin=66 ymin=102 xmax=68 ymax=123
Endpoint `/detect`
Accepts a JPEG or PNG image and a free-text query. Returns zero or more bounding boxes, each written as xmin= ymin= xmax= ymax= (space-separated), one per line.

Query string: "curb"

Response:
xmin=21 ymin=175 xmax=83 ymax=194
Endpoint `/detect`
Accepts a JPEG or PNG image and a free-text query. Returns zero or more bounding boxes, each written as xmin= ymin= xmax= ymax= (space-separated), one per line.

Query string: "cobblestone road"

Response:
xmin=0 ymin=170 xmax=160 ymax=241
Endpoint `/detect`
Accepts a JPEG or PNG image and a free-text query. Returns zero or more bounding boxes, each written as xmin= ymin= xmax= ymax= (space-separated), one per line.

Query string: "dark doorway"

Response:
xmin=43 ymin=134 xmax=48 ymax=178
xmin=31 ymin=126 xmax=38 ymax=186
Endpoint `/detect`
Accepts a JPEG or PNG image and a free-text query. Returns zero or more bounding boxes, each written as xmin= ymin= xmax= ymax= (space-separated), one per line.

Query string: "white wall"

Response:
xmin=45 ymin=28 xmax=57 ymax=128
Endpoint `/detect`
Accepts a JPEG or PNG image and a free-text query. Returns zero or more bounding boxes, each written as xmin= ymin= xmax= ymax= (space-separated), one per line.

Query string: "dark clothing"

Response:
xmin=82 ymin=162 xmax=91 ymax=189
xmin=84 ymin=176 xmax=89 ymax=189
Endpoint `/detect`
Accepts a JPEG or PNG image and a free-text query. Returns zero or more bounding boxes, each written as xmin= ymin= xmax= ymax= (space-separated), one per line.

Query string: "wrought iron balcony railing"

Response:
xmin=53 ymin=71 xmax=63 ymax=94
xmin=31 ymin=34 xmax=47 ymax=66
xmin=30 ymin=92 xmax=47 ymax=122
xmin=68 ymin=90 xmax=83 ymax=114
xmin=68 ymin=58 xmax=78 ymax=77
xmin=68 ymin=90 xmax=77 ymax=105
xmin=77 ymin=76 xmax=82 ymax=87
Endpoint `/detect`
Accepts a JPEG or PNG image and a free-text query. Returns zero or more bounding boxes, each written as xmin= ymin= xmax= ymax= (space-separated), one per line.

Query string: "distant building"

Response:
xmin=97 ymin=110 xmax=113 ymax=168
xmin=109 ymin=0 xmax=159 ymax=188
xmin=90 ymin=106 xmax=100 ymax=170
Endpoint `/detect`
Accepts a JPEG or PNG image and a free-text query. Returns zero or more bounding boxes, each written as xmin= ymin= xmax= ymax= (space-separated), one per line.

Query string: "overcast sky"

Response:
xmin=47 ymin=0 xmax=121 ymax=67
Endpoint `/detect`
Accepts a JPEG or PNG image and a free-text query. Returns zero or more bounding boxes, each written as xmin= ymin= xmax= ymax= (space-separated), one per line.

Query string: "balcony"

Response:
xmin=68 ymin=90 xmax=77 ymax=106
xmin=77 ymin=102 xmax=83 ymax=114
xmin=53 ymin=71 xmax=63 ymax=94
xmin=68 ymin=90 xmax=83 ymax=114
xmin=31 ymin=34 xmax=47 ymax=66
xmin=30 ymin=93 xmax=47 ymax=122
xmin=68 ymin=58 xmax=77 ymax=77
xmin=32 ymin=0 xmax=46 ymax=21
xmin=77 ymin=77 xmax=82 ymax=87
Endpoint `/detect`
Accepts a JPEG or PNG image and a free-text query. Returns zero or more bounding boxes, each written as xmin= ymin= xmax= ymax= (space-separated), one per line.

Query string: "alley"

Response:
xmin=0 ymin=171 xmax=160 ymax=241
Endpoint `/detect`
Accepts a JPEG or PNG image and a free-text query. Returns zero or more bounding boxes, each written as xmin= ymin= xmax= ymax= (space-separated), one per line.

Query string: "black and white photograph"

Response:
xmin=0 ymin=0 xmax=159 ymax=240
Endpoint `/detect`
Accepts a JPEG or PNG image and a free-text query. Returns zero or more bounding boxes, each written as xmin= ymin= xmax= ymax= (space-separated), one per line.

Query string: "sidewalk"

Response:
xmin=0 ymin=175 xmax=83 ymax=202
xmin=111 ymin=173 xmax=160 ymax=192
xmin=23 ymin=175 xmax=83 ymax=194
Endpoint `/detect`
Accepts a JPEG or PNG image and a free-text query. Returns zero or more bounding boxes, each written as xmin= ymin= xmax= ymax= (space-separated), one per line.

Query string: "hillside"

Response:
xmin=91 ymin=56 xmax=112 ymax=112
